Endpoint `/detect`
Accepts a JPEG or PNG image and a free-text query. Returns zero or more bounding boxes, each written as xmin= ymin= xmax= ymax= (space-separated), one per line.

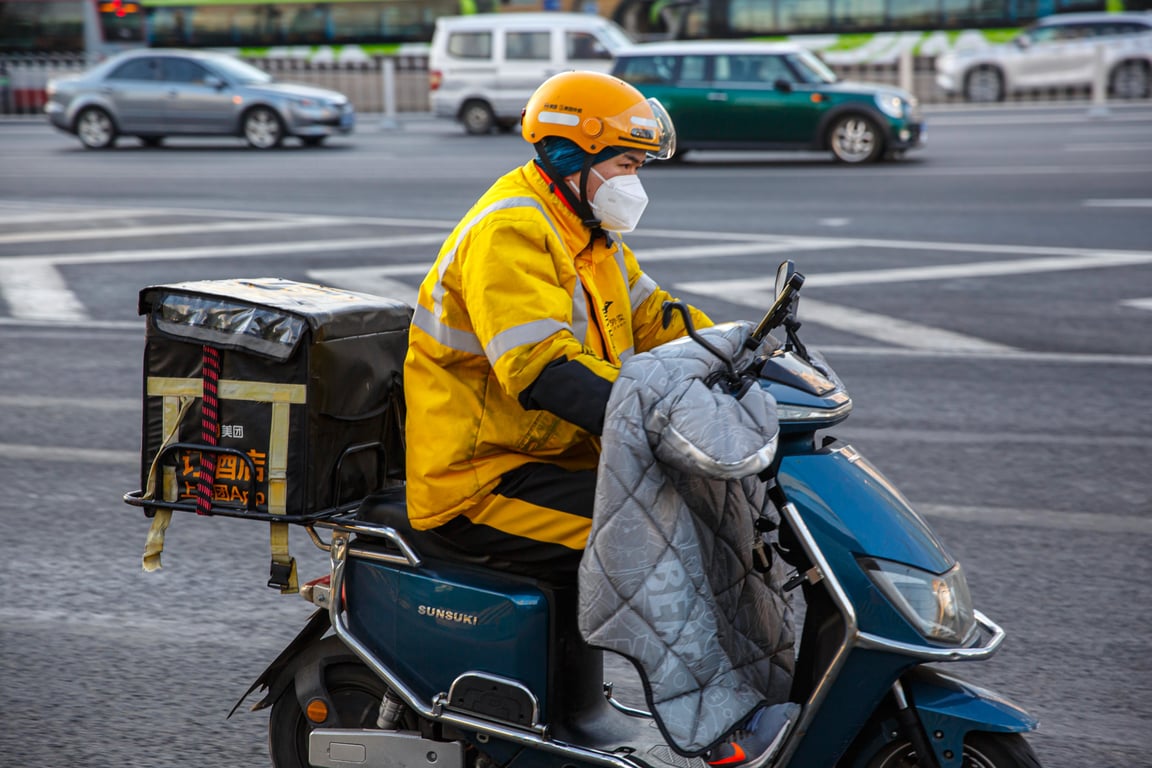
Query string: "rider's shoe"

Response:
xmin=705 ymin=702 xmax=800 ymax=768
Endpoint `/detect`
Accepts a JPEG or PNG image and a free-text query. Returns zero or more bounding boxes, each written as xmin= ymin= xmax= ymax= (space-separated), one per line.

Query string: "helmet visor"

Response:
xmin=606 ymin=97 xmax=676 ymax=161
xmin=644 ymin=98 xmax=676 ymax=161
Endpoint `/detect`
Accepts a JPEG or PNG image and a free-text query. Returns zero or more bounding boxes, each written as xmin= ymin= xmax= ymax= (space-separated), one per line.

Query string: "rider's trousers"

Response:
xmin=429 ymin=461 xmax=595 ymax=580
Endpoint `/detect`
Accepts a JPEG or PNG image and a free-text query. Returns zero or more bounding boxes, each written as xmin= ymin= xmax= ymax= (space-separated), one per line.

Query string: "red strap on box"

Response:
xmin=195 ymin=345 xmax=221 ymax=515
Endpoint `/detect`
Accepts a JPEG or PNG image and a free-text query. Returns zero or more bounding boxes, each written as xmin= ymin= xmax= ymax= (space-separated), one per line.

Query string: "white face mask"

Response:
xmin=571 ymin=168 xmax=649 ymax=233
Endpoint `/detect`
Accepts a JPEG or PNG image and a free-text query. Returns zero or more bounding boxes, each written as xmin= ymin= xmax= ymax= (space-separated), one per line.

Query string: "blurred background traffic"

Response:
xmin=1 ymin=0 xmax=1150 ymax=126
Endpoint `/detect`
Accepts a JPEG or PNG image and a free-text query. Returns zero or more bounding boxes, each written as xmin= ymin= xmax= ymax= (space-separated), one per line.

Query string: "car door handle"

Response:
xmin=707 ymin=92 xmax=728 ymax=101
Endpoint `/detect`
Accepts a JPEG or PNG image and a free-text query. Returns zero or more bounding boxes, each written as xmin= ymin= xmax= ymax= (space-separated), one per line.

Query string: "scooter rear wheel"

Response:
xmin=268 ymin=661 xmax=414 ymax=768
xmin=863 ymin=732 xmax=1041 ymax=767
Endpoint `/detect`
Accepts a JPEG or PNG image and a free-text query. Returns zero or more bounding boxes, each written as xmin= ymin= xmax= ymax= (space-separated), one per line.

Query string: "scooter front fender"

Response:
xmin=903 ymin=666 xmax=1039 ymax=768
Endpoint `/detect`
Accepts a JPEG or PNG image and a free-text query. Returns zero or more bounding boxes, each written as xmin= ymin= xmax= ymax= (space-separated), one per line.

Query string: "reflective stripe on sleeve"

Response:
xmin=431 ymin=196 xmax=562 ymax=318
xmin=571 ymin=272 xmax=589 ymax=344
xmin=630 ymin=272 xmax=658 ymax=313
xmin=412 ymin=303 xmax=484 ymax=355
xmin=485 ymin=318 xmax=570 ymax=366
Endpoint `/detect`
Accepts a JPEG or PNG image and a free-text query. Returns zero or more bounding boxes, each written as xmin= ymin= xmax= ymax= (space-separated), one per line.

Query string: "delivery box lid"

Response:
xmin=139 ymin=278 xmax=413 ymax=362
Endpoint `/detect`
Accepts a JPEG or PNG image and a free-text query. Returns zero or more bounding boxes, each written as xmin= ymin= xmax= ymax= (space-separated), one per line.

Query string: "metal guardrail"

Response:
xmin=0 ymin=53 xmax=431 ymax=116
xmin=0 ymin=50 xmax=1137 ymax=118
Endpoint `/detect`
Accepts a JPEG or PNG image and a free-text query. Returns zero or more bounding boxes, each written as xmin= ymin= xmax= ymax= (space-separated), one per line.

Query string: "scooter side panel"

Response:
xmin=345 ymin=556 xmax=551 ymax=714
xmin=778 ymin=445 xmax=955 ymax=643
xmin=785 ymin=649 xmax=912 ymax=767
xmin=779 ymin=445 xmax=953 ymax=574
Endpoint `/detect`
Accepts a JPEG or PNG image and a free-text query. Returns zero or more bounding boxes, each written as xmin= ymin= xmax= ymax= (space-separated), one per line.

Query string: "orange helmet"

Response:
xmin=522 ymin=70 xmax=676 ymax=161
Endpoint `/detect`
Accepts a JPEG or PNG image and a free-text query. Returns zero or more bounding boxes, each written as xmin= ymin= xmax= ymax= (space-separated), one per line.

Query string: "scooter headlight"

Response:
xmin=861 ymin=558 xmax=976 ymax=644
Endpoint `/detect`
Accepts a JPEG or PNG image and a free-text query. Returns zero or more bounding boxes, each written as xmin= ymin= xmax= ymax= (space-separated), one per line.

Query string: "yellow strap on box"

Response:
xmin=143 ymin=377 xmax=304 ymax=592
xmin=142 ymin=395 xmax=194 ymax=573
xmin=267 ymin=397 xmax=297 ymax=594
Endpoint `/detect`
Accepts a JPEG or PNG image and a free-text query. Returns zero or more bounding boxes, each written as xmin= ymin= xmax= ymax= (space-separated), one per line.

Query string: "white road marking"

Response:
xmin=799 ymin=298 xmax=1016 ymax=352
xmin=0 ymin=442 xmax=137 ymax=464
xmin=819 ymin=218 xmax=851 ymax=227
xmin=1064 ymin=143 xmax=1152 ymax=152
xmin=675 ymin=277 xmax=1015 ymax=352
xmin=1122 ymin=298 xmax=1152 ymax=311
xmin=0 ymin=261 xmax=87 ymax=321
xmin=0 ymin=208 xmax=171 ymax=225
xmin=309 ymin=268 xmax=422 ymax=307
xmin=919 ymin=503 xmax=1152 ymax=536
xmin=840 ymin=426 xmax=1151 ymax=448
xmin=11 ymin=233 xmax=448 ymax=267
xmin=679 ymin=246 xmax=1152 ymax=298
xmin=639 ymin=239 xmax=840 ymax=263
xmin=0 ymin=217 xmax=341 ymax=245
xmin=814 ymin=344 xmax=1152 ymax=366
xmin=0 ymin=394 xmax=137 ymax=411
xmin=1083 ymin=198 xmax=1152 ymax=208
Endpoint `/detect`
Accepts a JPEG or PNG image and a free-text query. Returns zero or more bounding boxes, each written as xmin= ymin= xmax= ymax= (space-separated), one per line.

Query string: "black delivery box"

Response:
xmin=137 ymin=278 xmax=412 ymax=521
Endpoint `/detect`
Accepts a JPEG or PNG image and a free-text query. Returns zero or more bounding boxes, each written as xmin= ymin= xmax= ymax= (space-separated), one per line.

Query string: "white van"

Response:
xmin=429 ymin=12 xmax=634 ymax=134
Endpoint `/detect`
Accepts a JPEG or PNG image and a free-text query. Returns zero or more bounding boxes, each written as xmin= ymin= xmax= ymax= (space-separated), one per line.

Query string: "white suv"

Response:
xmin=935 ymin=12 xmax=1152 ymax=102
xmin=428 ymin=13 xmax=633 ymax=134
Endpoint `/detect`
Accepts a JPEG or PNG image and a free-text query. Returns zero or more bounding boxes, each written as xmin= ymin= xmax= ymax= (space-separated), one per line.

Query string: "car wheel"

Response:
xmin=139 ymin=136 xmax=164 ymax=148
xmin=460 ymin=100 xmax=496 ymax=135
xmin=1110 ymin=60 xmax=1150 ymax=100
xmin=964 ymin=66 xmax=1004 ymax=102
xmin=243 ymin=106 xmax=285 ymax=149
xmin=301 ymin=136 xmax=327 ymax=147
xmin=75 ymin=107 xmax=117 ymax=150
xmin=828 ymin=114 xmax=883 ymax=164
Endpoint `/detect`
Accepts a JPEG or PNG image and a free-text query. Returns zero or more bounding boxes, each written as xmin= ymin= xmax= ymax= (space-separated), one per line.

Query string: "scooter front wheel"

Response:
xmin=268 ymin=661 xmax=414 ymax=768
xmin=863 ymin=732 xmax=1041 ymax=768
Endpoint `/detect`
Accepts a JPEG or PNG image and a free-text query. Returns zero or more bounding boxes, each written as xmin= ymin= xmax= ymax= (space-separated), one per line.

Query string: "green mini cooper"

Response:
xmin=611 ymin=41 xmax=924 ymax=164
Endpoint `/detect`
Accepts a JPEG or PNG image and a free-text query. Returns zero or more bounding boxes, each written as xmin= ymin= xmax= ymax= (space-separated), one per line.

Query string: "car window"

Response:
xmin=1029 ymin=25 xmax=1083 ymax=43
xmin=567 ymin=31 xmax=611 ymax=61
xmin=505 ymin=31 xmax=550 ymax=61
xmin=755 ymin=55 xmax=796 ymax=83
xmin=203 ymin=55 xmax=272 ymax=85
xmin=679 ymin=55 xmax=708 ymax=82
xmin=1093 ymin=21 xmax=1150 ymax=37
xmin=786 ymin=50 xmax=838 ymax=84
xmin=162 ymin=58 xmax=213 ymax=85
xmin=107 ymin=57 xmax=161 ymax=82
xmin=615 ymin=55 xmax=678 ymax=84
xmin=447 ymin=31 xmax=492 ymax=59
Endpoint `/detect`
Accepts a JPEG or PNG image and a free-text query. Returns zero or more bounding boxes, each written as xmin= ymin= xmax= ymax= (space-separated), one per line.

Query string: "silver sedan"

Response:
xmin=45 ymin=48 xmax=355 ymax=149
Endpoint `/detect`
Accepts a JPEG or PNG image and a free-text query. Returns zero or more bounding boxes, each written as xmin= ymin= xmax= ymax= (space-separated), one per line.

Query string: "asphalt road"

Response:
xmin=0 ymin=103 xmax=1150 ymax=768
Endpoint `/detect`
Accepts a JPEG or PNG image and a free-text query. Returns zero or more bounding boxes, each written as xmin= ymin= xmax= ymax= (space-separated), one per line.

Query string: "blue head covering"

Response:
xmin=536 ymin=136 xmax=623 ymax=178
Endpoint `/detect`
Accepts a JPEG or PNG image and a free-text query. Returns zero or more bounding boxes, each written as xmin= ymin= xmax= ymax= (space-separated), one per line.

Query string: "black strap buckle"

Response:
xmin=268 ymin=559 xmax=295 ymax=590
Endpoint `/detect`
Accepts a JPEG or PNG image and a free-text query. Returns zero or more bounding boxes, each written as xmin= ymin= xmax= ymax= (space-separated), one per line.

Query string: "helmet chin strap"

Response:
xmin=535 ymin=141 xmax=606 ymax=240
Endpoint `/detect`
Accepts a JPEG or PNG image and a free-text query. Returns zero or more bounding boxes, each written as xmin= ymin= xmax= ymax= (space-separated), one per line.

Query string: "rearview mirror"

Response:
xmin=1014 ymin=35 xmax=1031 ymax=50
xmin=205 ymin=75 xmax=225 ymax=89
xmin=774 ymin=78 xmax=793 ymax=93
xmin=774 ymin=260 xmax=796 ymax=304
xmin=747 ymin=260 xmax=804 ymax=349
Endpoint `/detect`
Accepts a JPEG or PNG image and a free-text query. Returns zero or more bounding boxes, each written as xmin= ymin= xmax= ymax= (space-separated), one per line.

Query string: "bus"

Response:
xmin=611 ymin=0 xmax=1147 ymax=39
xmin=3 ymin=0 xmax=1149 ymax=58
xmin=0 ymin=0 xmax=497 ymax=58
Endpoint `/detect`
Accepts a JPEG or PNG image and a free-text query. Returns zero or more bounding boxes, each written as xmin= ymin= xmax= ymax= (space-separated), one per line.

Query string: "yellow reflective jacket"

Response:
xmin=404 ymin=160 xmax=711 ymax=529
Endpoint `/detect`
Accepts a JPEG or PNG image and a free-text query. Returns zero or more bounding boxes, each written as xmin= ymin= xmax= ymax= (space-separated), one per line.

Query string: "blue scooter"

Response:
xmin=209 ymin=261 xmax=1040 ymax=768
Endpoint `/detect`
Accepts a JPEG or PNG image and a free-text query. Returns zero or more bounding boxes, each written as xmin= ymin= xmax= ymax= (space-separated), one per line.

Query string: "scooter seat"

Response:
xmin=354 ymin=486 xmax=500 ymax=567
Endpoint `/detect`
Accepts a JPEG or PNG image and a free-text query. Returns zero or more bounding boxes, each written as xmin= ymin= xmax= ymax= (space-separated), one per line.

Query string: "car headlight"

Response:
xmin=292 ymin=97 xmax=318 ymax=108
xmin=860 ymin=557 xmax=976 ymax=644
xmin=875 ymin=93 xmax=905 ymax=119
